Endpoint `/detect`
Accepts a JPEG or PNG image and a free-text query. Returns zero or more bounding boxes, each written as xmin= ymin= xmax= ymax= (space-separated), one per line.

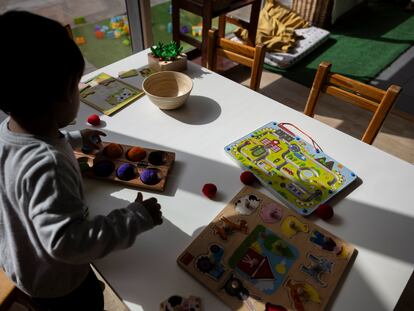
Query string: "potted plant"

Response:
xmin=148 ymin=41 xmax=187 ymax=72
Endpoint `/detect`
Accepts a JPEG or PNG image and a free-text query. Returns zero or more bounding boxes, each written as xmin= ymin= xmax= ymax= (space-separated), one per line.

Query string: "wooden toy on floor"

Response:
xmin=225 ymin=122 xmax=357 ymax=216
xmin=74 ymin=141 xmax=175 ymax=191
xmin=178 ymin=186 xmax=356 ymax=311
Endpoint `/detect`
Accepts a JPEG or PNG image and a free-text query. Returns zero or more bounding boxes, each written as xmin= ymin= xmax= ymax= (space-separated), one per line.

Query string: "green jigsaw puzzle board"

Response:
xmin=80 ymin=73 xmax=144 ymax=115
xmin=225 ymin=122 xmax=357 ymax=216
xmin=178 ymin=187 xmax=356 ymax=311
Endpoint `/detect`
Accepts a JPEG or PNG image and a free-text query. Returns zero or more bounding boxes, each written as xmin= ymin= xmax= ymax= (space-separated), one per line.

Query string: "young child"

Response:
xmin=0 ymin=11 xmax=162 ymax=310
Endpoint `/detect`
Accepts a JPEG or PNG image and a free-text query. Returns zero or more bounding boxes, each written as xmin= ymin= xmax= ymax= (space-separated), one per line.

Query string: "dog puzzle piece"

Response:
xmin=160 ymin=295 xmax=201 ymax=311
xmin=234 ymin=194 xmax=261 ymax=215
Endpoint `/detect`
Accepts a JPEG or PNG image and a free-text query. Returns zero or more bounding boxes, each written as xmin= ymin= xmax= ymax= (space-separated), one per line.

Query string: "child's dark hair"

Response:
xmin=0 ymin=11 xmax=85 ymax=118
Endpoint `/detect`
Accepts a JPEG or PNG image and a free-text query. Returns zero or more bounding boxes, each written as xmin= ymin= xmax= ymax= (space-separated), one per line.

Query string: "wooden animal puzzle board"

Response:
xmin=74 ymin=141 xmax=175 ymax=191
xmin=178 ymin=187 xmax=356 ymax=311
xmin=225 ymin=122 xmax=357 ymax=215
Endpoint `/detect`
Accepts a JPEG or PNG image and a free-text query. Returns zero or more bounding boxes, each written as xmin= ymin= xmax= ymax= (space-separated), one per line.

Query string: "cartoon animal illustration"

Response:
xmin=212 ymin=216 xmax=248 ymax=240
xmin=235 ymin=194 xmax=261 ymax=215
xmin=300 ymin=254 xmax=333 ymax=287
xmin=310 ymin=230 xmax=347 ymax=257
xmin=160 ymin=295 xmax=201 ymax=311
xmin=106 ymin=88 xmax=133 ymax=105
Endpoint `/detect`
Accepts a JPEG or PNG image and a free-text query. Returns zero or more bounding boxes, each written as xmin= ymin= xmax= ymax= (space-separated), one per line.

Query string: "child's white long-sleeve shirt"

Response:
xmin=0 ymin=119 xmax=154 ymax=298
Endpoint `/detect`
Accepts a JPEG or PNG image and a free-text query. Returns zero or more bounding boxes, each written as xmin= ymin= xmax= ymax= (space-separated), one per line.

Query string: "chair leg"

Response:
xmin=201 ymin=17 xmax=212 ymax=67
xmin=218 ymin=15 xmax=226 ymax=38
xmin=304 ymin=62 xmax=331 ymax=117
xmin=172 ymin=0 xmax=180 ymax=47
xmin=247 ymin=0 xmax=261 ymax=46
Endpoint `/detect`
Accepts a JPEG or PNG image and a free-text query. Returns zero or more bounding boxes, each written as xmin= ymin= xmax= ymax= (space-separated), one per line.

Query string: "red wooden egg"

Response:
xmin=240 ymin=171 xmax=256 ymax=185
xmin=315 ymin=203 xmax=334 ymax=220
xmin=202 ymin=183 xmax=217 ymax=198
xmin=87 ymin=114 xmax=101 ymax=126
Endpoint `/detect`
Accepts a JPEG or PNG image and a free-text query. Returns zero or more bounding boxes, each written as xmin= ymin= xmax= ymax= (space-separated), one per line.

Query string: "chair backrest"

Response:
xmin=207 ymin=29 xmax=265 ymax=91
xmin=64 ymin=24 xmax=73 ymax=40
xmin=304 ymin=61 xmax=402 ymax=144
xmin=0 ymin=269 xmax=17 ymax=310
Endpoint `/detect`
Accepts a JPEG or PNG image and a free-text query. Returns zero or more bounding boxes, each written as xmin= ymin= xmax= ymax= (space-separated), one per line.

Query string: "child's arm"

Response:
xmin=26 ymin=155 xmax=161 ymax=264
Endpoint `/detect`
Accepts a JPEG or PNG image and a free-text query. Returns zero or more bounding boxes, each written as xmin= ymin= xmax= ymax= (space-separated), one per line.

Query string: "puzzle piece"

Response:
xmin=118 ymin=69 xmax=138 ymax=79
xmin=310 ymin=230 xmax=347 ymax=258
xmin=281 ymin=216 xmax=309 ymax=238
xmin=260 ymin=202 xmax=283 ymax=223
xmin=235 ymin=194 xmax=261 ymax=215
xmin=160 ymin=295 xmax=201 ymax=311
xmin=300 ymin=254 xmax=333 ymax=287
xmin=195 ymin=244 xmax=225 ymax=280
xmin=285 ymin=278 xmax=321 ymax=311
xmin=212 ymin=216 xmax=248 ymax=240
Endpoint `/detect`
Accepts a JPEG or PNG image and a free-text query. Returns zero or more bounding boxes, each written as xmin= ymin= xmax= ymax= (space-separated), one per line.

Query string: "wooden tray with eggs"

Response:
xmin=74 ymin=141 xmax=175 ymax=191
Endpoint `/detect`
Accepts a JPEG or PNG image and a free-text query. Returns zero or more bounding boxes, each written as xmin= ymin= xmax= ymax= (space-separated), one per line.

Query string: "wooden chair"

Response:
xmin=172 ymin=0 xmax=261 ymax=66
xmin=207 ymin=29 xmax=265 ymax=91
xmin=304 ymin=62 xmax=402 ymax=144
xmin=0 ymin=270 xmax=38 ymax=311
xmin=64 ymin=24 xmax=73 ymax=40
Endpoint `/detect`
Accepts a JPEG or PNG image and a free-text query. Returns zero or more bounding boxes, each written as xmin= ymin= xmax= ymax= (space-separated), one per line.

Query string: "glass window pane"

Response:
xmin=149 ymin=0 xmax=238 ymax=53
xmin=1 ymin=1 xmax=133 ymax=73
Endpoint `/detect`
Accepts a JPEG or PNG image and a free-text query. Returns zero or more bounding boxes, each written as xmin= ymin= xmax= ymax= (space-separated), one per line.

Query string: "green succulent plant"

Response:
xmin=150 ymin=41 xmax=183 ymax=61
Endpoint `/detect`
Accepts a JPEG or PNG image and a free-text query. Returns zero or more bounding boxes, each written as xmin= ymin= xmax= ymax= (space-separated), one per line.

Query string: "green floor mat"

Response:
xmin=264 ymin=1 xmax=414 ymax=87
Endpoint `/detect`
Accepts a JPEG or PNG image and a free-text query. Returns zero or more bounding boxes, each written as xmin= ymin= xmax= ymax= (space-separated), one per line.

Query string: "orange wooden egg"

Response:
xmin=126 ymin=147 xmax=147 ymax=162
xmin=104 ymin=143 xmax=123 ymax=159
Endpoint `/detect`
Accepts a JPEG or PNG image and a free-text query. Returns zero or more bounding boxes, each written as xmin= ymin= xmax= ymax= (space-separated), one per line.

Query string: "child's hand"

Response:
xmin=80 ymin=129 xmax=106 ymax=149
xmin=135 ymin=192 xmax=163 ymax=226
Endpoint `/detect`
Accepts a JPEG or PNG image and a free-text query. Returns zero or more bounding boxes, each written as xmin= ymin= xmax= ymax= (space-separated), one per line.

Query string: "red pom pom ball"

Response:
xmin=202 ymin=183 xmax=217 ymax=198
xmin=315 ymin=203 xmax=334 ymax=220
xmin=87 ymin=114 xmax=101 ymax=126
xmin=240 ymin=171 xmax=256 ymax=185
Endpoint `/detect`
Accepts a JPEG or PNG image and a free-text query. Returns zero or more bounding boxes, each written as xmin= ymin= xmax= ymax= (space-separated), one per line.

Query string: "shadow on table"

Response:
xmin=162 ymin=95 xmax=221 ymax=125
xmin=93 ymin=203 xmax=396 ymax=311
xmin=79 ymin=130 xmax=414 ymax=309
xmin=90 ymin=130 xmax=414 ymax=263
xmin=94 ymin=215 xmax=236 ymax=311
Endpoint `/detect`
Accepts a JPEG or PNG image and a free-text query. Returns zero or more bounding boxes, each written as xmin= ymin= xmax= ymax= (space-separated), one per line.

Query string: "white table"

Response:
xmin=66 ymin=50 xmax=414 ymax=311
